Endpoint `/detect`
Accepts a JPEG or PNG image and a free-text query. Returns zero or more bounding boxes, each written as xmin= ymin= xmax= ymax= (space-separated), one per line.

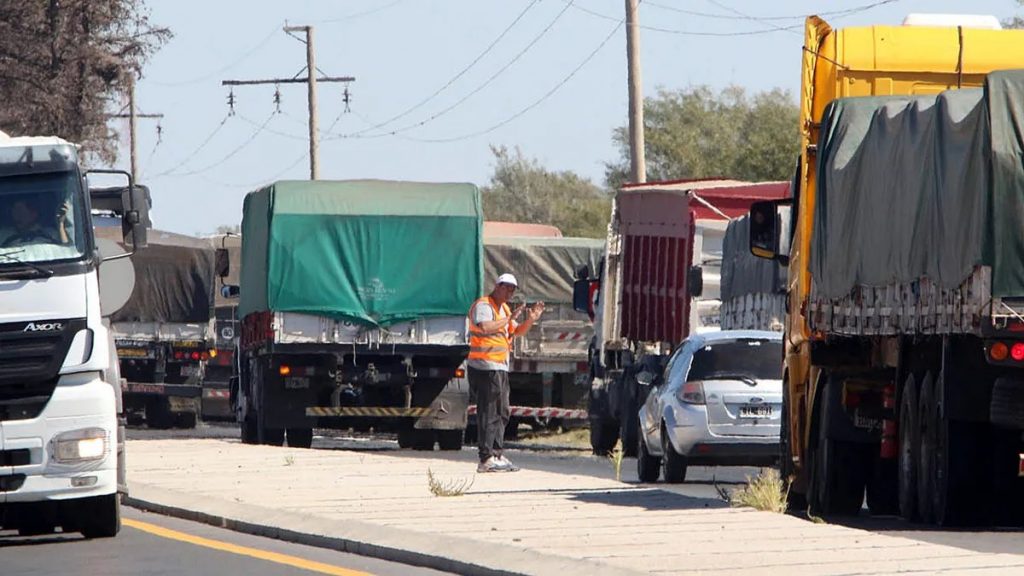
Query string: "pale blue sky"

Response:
xmin=119 ymin=0 xmax=1018 ymax=235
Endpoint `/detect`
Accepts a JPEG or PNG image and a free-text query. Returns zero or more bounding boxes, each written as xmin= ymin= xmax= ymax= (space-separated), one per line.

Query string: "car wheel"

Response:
xmin=637 ymin=424 xmax=661 ymax=483
xmin=661 ymin=424 xmax=687 ymax=484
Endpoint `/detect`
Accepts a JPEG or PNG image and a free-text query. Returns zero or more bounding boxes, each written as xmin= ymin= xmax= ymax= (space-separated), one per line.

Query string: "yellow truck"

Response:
xmin=749 ymin=15 xmax=1024 ymax=525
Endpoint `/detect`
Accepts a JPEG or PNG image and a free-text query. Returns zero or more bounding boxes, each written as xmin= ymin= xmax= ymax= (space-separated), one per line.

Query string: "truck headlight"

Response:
xmin=53 ymin=428 xmax=108 ymax=463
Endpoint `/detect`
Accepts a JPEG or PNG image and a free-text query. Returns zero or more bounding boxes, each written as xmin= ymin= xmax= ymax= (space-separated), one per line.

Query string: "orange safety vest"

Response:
xmin=467 ymin=296 xmax=513 ymax=364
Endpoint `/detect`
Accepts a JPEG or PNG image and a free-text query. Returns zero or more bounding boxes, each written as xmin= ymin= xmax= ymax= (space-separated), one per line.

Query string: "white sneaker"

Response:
xmin=477 ymin=456 xmax=507 ymax=473
xmin=496 ymin=455 xmax=520 ymax=472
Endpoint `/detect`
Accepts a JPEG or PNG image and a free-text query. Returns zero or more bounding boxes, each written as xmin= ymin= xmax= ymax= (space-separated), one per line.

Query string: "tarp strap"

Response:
xmin=688 ymin=191 xmax=731 ymax=220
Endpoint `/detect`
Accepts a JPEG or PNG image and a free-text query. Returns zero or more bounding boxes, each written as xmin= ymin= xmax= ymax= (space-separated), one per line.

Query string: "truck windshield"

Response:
xmin=0 ymin=170 xmax=87 ymax=265
xmin=687 ymin=338 xmax=782 ymax=382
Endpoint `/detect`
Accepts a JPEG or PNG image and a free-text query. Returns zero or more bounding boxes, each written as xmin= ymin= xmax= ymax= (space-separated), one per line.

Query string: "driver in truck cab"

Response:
xmin=1 ymin=195 xmax=70 ymax=247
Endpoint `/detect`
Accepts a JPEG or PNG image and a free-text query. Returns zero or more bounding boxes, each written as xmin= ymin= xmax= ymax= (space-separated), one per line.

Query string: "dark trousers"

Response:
xmin=469 ymin=367 xmax=510 ymax=462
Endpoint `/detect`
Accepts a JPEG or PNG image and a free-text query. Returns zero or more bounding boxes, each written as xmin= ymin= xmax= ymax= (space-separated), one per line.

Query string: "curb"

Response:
xmin=124 ymin=483 xmax=644 ymax=576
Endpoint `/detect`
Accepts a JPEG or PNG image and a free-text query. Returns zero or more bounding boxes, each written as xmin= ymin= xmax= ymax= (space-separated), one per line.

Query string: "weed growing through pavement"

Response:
xmin=608 ymin=440 xmax=625 ymax=481
xmin=427 ymin=468 xmax=474 ymax=497
xmin=284 ymin=454 xmax=295 ymax=467
xmin=729 ymin=468 xmax=790 ymax=513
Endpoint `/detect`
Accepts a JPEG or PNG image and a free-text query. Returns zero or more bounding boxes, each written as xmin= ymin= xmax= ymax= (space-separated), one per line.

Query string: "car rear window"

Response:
xmin=687 ymin=339 xmax=781 ymax=382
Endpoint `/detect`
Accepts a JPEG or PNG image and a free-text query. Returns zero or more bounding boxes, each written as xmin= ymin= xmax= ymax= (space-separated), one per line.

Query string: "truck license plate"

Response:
xmin=180 ymin=364 xmax=198 ymax=377
xmin=740 ymin=405 xmax=772 ymax=418
xmin=284 ymin=377 xmax=310 ymax=389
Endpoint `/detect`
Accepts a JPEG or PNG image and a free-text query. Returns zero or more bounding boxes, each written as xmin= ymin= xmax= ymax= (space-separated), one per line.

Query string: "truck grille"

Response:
xmin=0 ymin=318 xmax=84 ymax=421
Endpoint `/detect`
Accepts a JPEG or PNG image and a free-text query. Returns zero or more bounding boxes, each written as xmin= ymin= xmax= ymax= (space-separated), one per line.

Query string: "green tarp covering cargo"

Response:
xmin=809 ymin=69 xmax=1024 ymax=335
xmin=239 ymin=180 xmax=483 ymax=326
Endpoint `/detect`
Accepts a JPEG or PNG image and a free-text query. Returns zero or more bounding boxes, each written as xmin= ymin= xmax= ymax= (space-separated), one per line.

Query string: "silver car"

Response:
xmin=637 ymin=330 xmax=783 ymax=483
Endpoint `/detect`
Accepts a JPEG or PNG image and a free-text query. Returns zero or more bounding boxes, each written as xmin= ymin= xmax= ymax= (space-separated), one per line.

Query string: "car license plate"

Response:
xmin=740 ymin=404 xmax=772 ymax=418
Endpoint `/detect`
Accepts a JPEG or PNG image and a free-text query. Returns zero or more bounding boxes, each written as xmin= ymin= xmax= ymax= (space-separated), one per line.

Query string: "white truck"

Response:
xmin=0 ymin=133 xmax=146 ymax=537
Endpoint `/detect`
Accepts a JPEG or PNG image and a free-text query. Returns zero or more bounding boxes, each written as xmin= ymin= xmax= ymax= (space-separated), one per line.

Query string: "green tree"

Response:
xmin=605 ymin=85 xmax=799 ymax=189
xmin=0 ymin=1 xmax=169 ymax=163
xmin=481 ymin=145 xmax=610 ymax=238
xmin=1006 ymin=1 xmax=1024 ymax=28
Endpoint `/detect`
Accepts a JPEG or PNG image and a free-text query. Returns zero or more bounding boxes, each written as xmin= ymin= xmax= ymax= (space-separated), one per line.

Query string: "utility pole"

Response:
xmin=223 ymin=25 xmax=355 ymax=180
xmin=625 ymin=0 xmax=646 ymax=184
xmin=108 ymin=76 xmax=163 ymax=182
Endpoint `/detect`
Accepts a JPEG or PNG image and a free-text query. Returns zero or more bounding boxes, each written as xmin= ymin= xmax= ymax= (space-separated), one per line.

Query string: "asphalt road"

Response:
xmin=1 ymin=506 xmax=453 ymax=576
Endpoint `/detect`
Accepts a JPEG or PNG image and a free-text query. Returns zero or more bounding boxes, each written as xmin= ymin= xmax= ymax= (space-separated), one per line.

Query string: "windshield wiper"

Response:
xmin=0 ymin=250 xmax=54 ymax=278
xmin=703 ymin=372 xmax=759 ymax=385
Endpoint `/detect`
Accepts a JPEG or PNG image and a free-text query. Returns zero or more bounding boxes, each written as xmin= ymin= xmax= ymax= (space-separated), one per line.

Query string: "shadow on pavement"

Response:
xmin=0 ymin=533 xmax=80 ymax=548
xmin=567 ymin=487 xmax=730 ymax=511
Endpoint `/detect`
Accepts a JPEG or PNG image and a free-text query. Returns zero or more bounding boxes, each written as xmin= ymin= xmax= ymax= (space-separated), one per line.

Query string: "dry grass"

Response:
xmin=608 ymin=440 xmax=625 ymax=481
xmin=515 ymin=427 xmax=590 ymax=450
xmin=728 ymin=468 xmax=790 ymax=513
xmin=427 ymin=468 xmax=474 ymax=497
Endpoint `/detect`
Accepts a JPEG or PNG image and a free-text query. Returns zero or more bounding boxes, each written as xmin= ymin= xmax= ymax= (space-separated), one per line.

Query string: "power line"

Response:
xmin=319 ymin=0 xmax=407 ymax=24
xmin=343 ymin=0 xmax=575 ymax=139
xmin=194 ymin=150 xmax=309 ymax=189
xmin=405 ymin=19 xmax=624 ymax=144
xmin=646 ymin=0 xmax=900 ymax=21
xmin=567 ymin=2 xmax=802 ymax=36
xmin=159 ymin=112 xmax=277 ymax=178
xmin=151 ymin=114 xmax=231 ymax=177
xmin=146 ymin=24 xmax=281 ymax=87
xmin=347 ymin=0 xmax=544 ymax=136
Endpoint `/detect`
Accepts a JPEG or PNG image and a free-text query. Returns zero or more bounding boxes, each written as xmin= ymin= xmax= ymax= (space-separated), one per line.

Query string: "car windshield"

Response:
xmin=0 ymin=170 xmax=87 ymax=265
xmin=687 ymin=338 xmax=781 ymax=382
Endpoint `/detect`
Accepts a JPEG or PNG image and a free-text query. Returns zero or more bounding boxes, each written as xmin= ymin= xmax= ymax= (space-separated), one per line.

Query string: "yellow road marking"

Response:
xmin=123 ymin=518 xmax=374 ymax=576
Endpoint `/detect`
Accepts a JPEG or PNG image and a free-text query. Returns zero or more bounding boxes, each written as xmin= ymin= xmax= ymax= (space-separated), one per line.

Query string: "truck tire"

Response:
xmin=411 ymin=429 xmax=436 ymax=451
xmin=589 ymin=421 xmax=619 ymax=455
xmin=916 ymin=373 xmax=937 ymax=523
xmin=779 ymin=382 xmax=807 ymax=511
xmin=898 ymin=374 xmax=920 ymax=521
xmin=619 ymin=408 xmax=639 ymax=458
xmin=146 ymin=399 xmax=174 ymax=430
xmin=174 ymin=411 xmax=197 ymax=429
xmin=437 ymin=429 xmax=464 ymax=451
xmin=636 ymin=424 xmax=661 ymax=483
xmin=241 ymin=415 xmax=258 ymax=444
xmin=661 ymin=426 xmax=687 ymax=484
xmin=866 ymin=456 xmax=899 ymax=516
xmin=808 ymin=374 xmax=866 ymax=516
xmin=287 ymin=428 xmax=313 ymax=449
xmin=17 ymin=517 xmax=55 ymax=537
xmin=79 ymin=494 xmax=121 ymax=539
xmin=924 ymin=371 xmax=980 ymax=526
xmin=257 ymin=409 xmax=285 ymax=446
xmin=397 ymin=427 xmax=414 ymax=449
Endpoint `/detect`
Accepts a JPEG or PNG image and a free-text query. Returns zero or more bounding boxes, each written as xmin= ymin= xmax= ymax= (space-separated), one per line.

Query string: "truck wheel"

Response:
xmin=925 ymin=372 xmax=979 ymax=526
xmin=916 ymin=373 xmax=937 ymax=523
xmin=619 ymin=410 xmax=639 ymax=458
xmin=589 ymin=421 xmax=619 ymax=455
xmin=661 ymin=426 xmax=687 ymax=484
xmin=411 ymin=429 xmax=436 ymax=451
xmin=174 ymin=411 xmax=197 ymax=429
xmin=256 ymin=409 xmax=284 ymax=446
xmin=779 ymin=384 xmax=807 ymax=511
xmin=79 ymin=494 xmax=121 ymax=539
xmin=866 ymin=456 xmax=899 ymax=516
xmin=898 ymin=374 xmax=920 ymax=521
xmin=17 ymin=518 xmax=55 ymax=537
xmin=636 ymin=424 xmax=661 ymax=483
xmin=809 ymin=375 xmax=866 ymax=516
xmin=146 ymin=399 xmax=174 ymax=430
xmin=240 ymin=415 xmax=258 ymax=444
xmin=437 ymin=430 xmax=464 ymax=451
xmin=463 ymin=424 xmax=478 ymax=444
xmin=286 ymin=428 xmax=313 ymax=449
xmin=397 ymin=427 xmax=414 ymax=449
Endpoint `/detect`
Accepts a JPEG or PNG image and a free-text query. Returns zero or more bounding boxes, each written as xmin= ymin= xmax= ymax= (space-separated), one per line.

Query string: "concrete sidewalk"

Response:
xmin=125 ymin=439 xmax=1024 ymax=576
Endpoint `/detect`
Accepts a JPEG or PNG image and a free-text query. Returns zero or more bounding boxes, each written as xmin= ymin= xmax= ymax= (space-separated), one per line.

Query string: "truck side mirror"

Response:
xmin=215 ymin=248 xmax=230 ymax=278
xmin=749 ymin=199 xmax=791 ymax=265
xmin=688 ymin=266 xmax=703 ymax=298
xmin=126 ymin=184 xmax=149 ymax=249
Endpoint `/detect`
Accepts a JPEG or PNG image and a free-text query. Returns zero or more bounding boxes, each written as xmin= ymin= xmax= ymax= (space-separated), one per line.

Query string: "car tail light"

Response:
xmin=279 ymin=364 xmax=291 ymax=376
xmin=991 ymin=342 xmax=1010 ymax=362
xmin=1012 ymin=343 xmax=1024 ymax=362
xmin=677 ymin=381 xmax=705 ymax=405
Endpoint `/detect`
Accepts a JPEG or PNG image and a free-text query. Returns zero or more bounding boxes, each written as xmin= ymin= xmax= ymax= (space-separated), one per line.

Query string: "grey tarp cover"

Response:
xmin=721 ymin=214 xmax=786 ymax=301
xmin=96 ymin=227 xmax=216 ymax=323
xmin=483 ymin=236 xmax=604 ymax=304
xmin=812 ymin=70 xmax=1024 ymax=299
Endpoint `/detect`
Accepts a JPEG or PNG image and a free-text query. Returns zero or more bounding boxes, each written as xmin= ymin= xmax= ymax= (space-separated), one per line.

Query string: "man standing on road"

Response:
xmin=468 ymin=273 xmax=544 ymax=473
